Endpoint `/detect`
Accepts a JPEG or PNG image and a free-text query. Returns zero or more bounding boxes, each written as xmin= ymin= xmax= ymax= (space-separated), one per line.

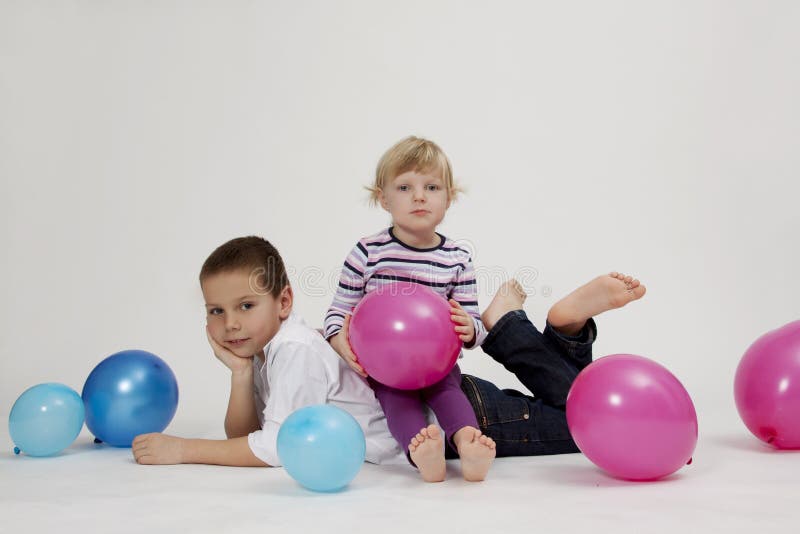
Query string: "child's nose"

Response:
xmin=225 ymin=317 xmax=241 ymax=330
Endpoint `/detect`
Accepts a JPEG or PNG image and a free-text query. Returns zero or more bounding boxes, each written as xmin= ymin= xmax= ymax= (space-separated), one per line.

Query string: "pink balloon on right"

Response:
xmin=566 ymin=354 xmax=698 ymax=481
xmin=734 ymin=320 xmax=800 ymax=449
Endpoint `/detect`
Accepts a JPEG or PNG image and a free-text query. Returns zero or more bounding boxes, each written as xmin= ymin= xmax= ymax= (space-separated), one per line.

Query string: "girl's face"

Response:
xmin=378 ymin=169 xmax=450 ymax=243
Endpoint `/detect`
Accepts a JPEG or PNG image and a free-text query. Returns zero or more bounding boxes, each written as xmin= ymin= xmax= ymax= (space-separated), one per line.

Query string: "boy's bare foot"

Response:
xmin=454 ymin=426 xmax=496 ymax=482
xmin=408 ymin=425 xmax=446 ymax=483
xmin=547 ymin=272 xmax=646 ymax=336
xmin=482 ymin=280 xmax=528 ymax=330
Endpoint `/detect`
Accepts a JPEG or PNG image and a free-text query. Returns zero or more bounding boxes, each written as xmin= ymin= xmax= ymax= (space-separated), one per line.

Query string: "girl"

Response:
xmin=325 ymin=136 xmax=496 ymax=482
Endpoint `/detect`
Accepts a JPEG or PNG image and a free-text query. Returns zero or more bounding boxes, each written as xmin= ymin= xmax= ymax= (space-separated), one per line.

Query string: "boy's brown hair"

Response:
xmin=200 ymin=236 xmax=289 ymax=297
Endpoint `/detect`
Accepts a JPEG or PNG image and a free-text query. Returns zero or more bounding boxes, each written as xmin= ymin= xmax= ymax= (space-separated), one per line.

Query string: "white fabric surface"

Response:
xmin=247 ymin=312 xmax=404 ymax=466
xmin=1 ymin=429 xmax=798 ymax=534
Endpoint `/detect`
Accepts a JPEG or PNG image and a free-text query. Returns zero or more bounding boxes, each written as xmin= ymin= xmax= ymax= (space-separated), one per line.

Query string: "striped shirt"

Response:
xmin=324 ymin=227 xmax=487 ymax=348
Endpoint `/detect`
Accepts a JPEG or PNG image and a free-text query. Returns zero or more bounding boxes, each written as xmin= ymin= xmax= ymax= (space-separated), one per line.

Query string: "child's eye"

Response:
xmin=397 ymin=185 xmax=409 ymax=192
xmin=426 ymin=184 xmax=440 ymax=191
xmin=241 ymin=302 xmax=254 ymax=311
xmin=208 ymin=308 xmax=223 ymax=316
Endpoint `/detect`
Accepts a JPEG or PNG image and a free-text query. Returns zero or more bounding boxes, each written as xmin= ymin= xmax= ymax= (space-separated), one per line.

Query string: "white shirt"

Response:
xmin=247 ymin=312 xmax=406 ymax=466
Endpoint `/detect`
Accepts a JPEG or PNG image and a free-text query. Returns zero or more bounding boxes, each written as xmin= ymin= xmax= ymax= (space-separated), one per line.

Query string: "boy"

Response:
xmin=132 ymin=236 xmax=404 ymax=466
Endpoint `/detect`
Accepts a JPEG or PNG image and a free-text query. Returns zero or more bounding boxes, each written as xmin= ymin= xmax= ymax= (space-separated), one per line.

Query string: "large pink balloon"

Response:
xmin=566 ymin=354 xmax=698 ymax=481
xmin=734 ymin=320 xmax=800 ymax=449
xmin=349 ymin=282 xmax=461 ymax=390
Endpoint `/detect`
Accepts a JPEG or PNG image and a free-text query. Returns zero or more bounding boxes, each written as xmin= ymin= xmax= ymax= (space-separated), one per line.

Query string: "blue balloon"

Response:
xmin=82 ymin=350 xmax=179 ymax=447
xmin=277 ymin=404 xmax=366 ymax=492
xmin=9 ymin=383 xmax=85 ymax=457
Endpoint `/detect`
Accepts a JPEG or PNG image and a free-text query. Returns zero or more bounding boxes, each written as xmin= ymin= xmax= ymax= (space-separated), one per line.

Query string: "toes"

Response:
xmin=478 ymin=435 xmax=496 ymax=449
xmin=512 ymin=279 xmax=526 ymax=297
xmin=610 ymin=272 xmax=629 ymax=287
xmin=428 ymin=427 xmax=442 ymax=440
xmin=611 ymin=272 xmax=645 ymax=293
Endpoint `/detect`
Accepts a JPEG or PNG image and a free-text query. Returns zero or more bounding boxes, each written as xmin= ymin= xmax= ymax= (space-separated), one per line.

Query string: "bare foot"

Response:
xmin=408 ymin=425 xmax=446 ymax=482
xmin=482 ymin=280 xmax=528 ymax=330
xmin=453 ymin=426 xmax=496 ymax=482
xmin=547 ymin=272 xmax=646 ymax=336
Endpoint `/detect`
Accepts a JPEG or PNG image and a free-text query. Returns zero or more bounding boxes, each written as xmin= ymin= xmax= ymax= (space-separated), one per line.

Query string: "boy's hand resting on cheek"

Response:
xmin=329 ymin=314 xmax=368 ymax=378
xmin=206 ymin=326 xmax=253 ymax=376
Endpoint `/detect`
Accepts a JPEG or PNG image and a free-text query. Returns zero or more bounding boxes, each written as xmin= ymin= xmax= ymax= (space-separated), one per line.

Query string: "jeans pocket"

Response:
xmin=485 ymin=389 xmax=531 ymax=425
xmin=461 ymin=375 xmax=532 ymax=428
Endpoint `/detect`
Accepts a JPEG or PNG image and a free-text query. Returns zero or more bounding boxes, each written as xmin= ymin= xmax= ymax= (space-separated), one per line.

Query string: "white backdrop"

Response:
xmin=1 ymin=1 xmax=798 ymax=448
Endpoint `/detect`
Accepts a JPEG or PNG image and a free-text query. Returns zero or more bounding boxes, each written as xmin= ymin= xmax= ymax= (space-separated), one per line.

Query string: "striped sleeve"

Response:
xmin=324 ymin=241 xmax=368 ymax=339
xmin=449 ymin=253 xmax=487 ymax=348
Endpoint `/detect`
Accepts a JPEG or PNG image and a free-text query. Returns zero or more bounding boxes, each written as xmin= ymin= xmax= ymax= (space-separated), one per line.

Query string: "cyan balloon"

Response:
xmin=9 ymin=383 xmax=85 ymax=457
xmin=82 ymin=350 xmax=179 ymax=447
xmin=277 ymin=404 xmax=366 ymax=492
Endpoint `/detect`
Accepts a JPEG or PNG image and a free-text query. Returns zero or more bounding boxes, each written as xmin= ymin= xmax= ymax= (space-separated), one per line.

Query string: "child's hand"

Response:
xmin=132 ymin=433 xmax=185 ymax=465
xmin=329 ymin=314 xmax=368 ymax=378
xmin=206 ymin=326 xmax=253 ymax=376
xmin=450 ymin=299 xmax=475 ymax=345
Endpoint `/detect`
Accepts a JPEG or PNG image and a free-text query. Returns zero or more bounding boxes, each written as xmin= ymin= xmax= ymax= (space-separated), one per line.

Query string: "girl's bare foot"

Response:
xmin=453 ymin=426 xmax=496 ymax=482
xmin=482 ymin=280 xmax=528 ymax=330
xmin=547 ymin=272 xmax=646 ymax=336
xmin=408 ymin=425 xmax=446 ymax=483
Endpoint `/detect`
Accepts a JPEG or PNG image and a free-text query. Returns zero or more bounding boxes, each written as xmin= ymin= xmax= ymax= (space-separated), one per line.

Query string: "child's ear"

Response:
xmin=377 ymin=188 xmax=389 ymax=211
xmin=278 ymin=285 xmax=293 ymax=320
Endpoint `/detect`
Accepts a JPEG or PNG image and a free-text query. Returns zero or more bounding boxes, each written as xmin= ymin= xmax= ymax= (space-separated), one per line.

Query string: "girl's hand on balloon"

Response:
xmin=330 ymin=315 xmax=368 ymax=378
xmin=450 ymin=299 xmax=476 ymax=345
xmin=206 ymin=326 xmax=254 ymax=376
xmin=132 ymin=432 xmax=185 ymax=465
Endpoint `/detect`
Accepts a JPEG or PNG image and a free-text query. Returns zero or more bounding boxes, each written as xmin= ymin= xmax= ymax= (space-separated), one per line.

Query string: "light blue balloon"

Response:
xmin=82 ymin=350 xmax=179 ymax=447
xmin=9 ymin=383 xmax=85 ymax=457
xmin=277 ymin=404 xmax=366 ymax=492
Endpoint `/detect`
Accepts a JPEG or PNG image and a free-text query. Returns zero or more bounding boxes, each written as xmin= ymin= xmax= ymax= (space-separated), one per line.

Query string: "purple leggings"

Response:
xmin=370 ymin=364 xmax=478 ymax=462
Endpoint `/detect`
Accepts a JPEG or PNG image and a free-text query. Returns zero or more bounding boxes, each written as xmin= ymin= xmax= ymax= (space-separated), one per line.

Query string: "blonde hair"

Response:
xmin=367 ymin=136 xmax=462 ymax=206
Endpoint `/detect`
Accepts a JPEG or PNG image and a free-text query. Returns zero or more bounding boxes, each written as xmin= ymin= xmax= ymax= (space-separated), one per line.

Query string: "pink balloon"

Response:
xmin=566 ymin=354 xmax=698 ymax=481
xmin=734 ymin=320 xmax=800 ymax=449
xmin=349 ymin=282 xmax=461 ymax=390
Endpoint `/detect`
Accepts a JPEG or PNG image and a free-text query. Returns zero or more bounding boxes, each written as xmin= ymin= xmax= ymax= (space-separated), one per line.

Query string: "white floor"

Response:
xmin=2 ymin=427 xmax=798 ymax=534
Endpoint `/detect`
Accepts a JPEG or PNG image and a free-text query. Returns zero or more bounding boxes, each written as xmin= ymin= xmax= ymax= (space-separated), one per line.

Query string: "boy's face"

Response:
xmin=379 ymin=169 xmax=450 ymax=236
xmin=202 ymin=268 xmax=292 ymax=358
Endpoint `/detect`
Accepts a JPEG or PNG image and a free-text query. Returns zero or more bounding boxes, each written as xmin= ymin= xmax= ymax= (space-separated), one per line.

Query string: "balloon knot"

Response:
xmin=94 ymin=438 xmax=103 ymax=444
xmin=13 ymin=447 xmax=20 ymax=455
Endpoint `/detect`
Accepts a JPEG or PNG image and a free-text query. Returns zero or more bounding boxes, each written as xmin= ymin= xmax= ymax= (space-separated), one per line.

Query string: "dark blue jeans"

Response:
xmin=452 ymin=310 xmax=596 ymax=458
